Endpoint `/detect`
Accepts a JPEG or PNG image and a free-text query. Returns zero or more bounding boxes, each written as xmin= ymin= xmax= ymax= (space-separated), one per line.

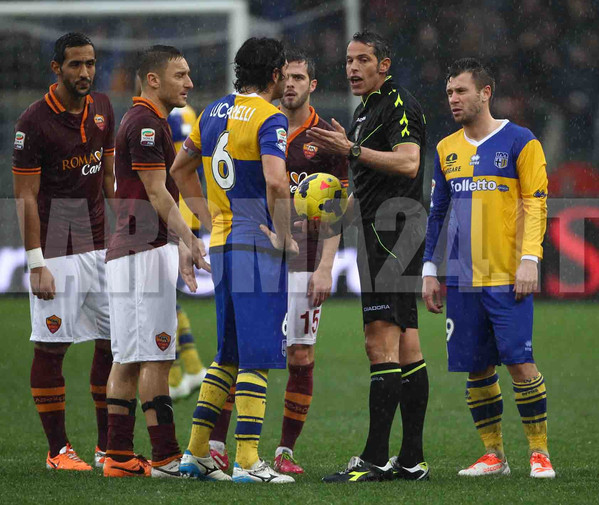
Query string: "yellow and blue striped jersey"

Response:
xmin=168 ymin=105 xmax=200 ymax=229
xmin=183 ymin=93 xmax=288 ymax=249
xmin=424 ymin=120 xmax=548 ymax=287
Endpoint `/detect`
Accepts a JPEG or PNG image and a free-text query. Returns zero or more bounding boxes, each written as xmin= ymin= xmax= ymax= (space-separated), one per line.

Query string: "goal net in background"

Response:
xmin=0 ymin=1 xmax=249 ymax=179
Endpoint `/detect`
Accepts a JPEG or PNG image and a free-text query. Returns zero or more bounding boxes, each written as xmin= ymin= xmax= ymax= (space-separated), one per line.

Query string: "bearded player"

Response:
xmin=13 ymin=32 xmax=115 ymax=471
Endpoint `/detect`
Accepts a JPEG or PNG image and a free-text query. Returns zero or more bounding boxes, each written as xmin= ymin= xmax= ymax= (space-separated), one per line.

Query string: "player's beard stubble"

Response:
xmin=281 ymin=87 xmax=309 ymax=111
xmin=62 ymin=76 xmax=92 ymax=99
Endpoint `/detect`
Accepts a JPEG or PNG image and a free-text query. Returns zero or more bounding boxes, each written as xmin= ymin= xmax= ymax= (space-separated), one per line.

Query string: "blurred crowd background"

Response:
xmin=0 ymin=0 xmax=598 ymax=297
xmin=2 ymin=0 xmax=599 ymax=197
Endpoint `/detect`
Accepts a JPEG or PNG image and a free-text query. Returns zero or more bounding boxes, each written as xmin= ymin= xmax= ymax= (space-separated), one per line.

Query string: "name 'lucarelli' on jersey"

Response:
xmin=209 ymin=102 xmax=257 ymax=122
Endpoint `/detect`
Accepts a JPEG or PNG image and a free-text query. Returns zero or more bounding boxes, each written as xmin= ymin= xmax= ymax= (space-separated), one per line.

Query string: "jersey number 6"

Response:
xmin=211 ymin=130 xmax=236 ymax=190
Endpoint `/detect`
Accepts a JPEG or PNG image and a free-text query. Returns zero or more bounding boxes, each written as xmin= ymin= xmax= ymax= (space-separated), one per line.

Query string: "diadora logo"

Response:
xmin=62 ymin=147 xmax=104 ymax=176
xmin=445 ymin=153 xmax=458 ymax=165
xmin=533 ymin=189 xmax=547 ymax=198
xmin=469 ymin=154 xmax=480 ymax=166
xmin=356 ymin=116 xmax=367 ymax=123
xmin=363 ymin=304 xmax=391 ymax=312
xmin=494 ymin=152 xmax=509 ymax=169
xmin=450 ymin=178 xmax=499 ymax=193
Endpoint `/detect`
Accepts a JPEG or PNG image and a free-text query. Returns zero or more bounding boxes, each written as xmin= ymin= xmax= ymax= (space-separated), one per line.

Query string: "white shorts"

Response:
xmin=107 ymin=244 xmax=178 ymax=364
xmin=285 ymin=271 xmax=323 ymax=347
xmin=29 ymin=249 xmax=110 ymax=344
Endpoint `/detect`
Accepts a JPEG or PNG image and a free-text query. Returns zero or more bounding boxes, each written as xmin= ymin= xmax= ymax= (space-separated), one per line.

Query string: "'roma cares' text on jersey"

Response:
xmin=107 ymin=97 xmax=179 ymax=261
xmin=424 ymin=120 xmax=548 ymax=287
xmin=12 ymin=84 xmax=115 ymax=258
xmin=183 ymin=92 xmax=288 ymax=250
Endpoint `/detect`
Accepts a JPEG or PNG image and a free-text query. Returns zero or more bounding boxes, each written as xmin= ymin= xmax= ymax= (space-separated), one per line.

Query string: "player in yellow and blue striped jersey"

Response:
xmin=422 ymin=58 xmax=554 ymax=479
xmin=170 ymin=37 xmax=298 ymax=484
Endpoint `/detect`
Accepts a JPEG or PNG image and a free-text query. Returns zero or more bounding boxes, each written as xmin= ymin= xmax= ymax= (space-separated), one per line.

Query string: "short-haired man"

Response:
xmin=170 ymin=37 xmax=298 ymax=483
xmin=103 ymin=45 xmax=209 ymax=478
xmin=206 ymin=50 xmax=349 ymax=475
xmin=13 ymin=32 xmax=115 ymax=471
xmin=308 ymin=30 xmax=430 ymax=482
xmin=422 ymin=58 xmax=555 ymax=479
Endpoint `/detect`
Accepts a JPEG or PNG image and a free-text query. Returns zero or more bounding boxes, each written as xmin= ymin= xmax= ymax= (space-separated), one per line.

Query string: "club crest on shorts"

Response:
xmin=303 ymin=143 xmax=318 ymax=159
xmin=155 ymin=332 xmax=172 ymax=351
xmin=494 ymin=152 xmax=509 ymax=169
xmin=94 ymin=114 xmax=106 ymax=131
xmin=46 ymin=315 xmax=62 ymax=334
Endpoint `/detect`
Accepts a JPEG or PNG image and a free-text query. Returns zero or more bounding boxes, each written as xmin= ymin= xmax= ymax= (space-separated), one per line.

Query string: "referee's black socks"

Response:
xmin=360 ymin=362 xmax=402 ymax=466
xmin=397 ymin=359 xmax=429 ymax=467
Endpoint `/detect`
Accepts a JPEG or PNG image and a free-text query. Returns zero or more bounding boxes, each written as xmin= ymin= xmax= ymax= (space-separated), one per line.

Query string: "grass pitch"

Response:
xmin=1 ymin=296 xmax=597 ymax=504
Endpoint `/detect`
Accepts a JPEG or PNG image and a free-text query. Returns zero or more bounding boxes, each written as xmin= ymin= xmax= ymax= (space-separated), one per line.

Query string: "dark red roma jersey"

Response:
xmin=12 ymin=84 xmax=115 ymax=258
xmin=106 ymin=97 xmax=179 ymax=261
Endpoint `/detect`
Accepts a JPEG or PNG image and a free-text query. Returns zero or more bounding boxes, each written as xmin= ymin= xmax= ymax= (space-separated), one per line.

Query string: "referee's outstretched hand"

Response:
xmin=306 ymin=118 xmax=352 ymax=156
xmin=422 ymin=276 xmax=443 ymax=314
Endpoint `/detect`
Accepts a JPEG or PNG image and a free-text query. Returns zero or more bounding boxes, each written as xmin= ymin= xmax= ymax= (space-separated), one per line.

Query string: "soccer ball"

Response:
xmin=293 ymin=172 xmax=348 ymax=224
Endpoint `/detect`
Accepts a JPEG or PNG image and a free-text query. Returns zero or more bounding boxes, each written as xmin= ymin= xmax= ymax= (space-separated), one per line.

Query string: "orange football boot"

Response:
xmin=103 ymin=455 xmax=152 ymax=477
xmin=46 ymin=444 xmax=93 ymax=471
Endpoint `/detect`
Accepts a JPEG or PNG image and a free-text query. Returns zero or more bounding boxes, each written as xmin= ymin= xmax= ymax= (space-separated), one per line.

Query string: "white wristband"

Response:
xmin=521 ymin=255 xmax=538 ymax=263
xmin=422 ymin=261 xmax=438 ymax=278
xmin=26 ymin=247 xmax=46 ymax=270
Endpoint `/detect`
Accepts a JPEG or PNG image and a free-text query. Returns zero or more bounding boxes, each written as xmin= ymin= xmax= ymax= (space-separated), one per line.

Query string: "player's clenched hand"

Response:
xmin=514 ymin=259 xmax=538 ymax=300
xmin=306 ymin=118 xmax=352 ymax=156
xmin=260 ymin=224 xmax=299 ymax=256
xmin=422 ymin=276 xmax=443 ymax=314
xmin=308 ymin=268 xmax=332 ymax=307
xmin=30 ymin=266 xmax=55 ymax=300
xmin=191 ymin=236 xmax=211 ymax=273
xmin=178 ymin=241 xmax=198 ymax=292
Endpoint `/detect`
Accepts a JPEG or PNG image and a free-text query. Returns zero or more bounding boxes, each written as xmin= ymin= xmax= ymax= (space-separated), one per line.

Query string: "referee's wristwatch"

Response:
xmin=348 ymin=143 xmax=361 ymax=160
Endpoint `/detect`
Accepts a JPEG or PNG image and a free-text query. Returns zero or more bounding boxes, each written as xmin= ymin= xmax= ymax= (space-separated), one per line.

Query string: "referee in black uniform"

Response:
xmin=308 ymin=30 xmax=429 ymax=482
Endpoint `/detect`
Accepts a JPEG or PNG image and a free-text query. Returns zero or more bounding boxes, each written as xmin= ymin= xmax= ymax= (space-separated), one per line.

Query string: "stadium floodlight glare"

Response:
xmin=0 ymin=1 xmax=250 ymax=92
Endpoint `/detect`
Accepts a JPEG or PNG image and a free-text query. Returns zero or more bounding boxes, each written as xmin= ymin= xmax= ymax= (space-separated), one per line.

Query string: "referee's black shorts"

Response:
xmin=356 ymin=217 xmax=424 ymax=331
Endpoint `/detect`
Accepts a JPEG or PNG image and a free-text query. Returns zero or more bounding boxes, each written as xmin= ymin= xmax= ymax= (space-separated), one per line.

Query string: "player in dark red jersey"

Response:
xmin=103 ymin=45 xmax=209 ymax=479
xmin=208 ymin=51 xmax=348 ymax=475
xmin=12 ymin=32 xmax=115 ymax=471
